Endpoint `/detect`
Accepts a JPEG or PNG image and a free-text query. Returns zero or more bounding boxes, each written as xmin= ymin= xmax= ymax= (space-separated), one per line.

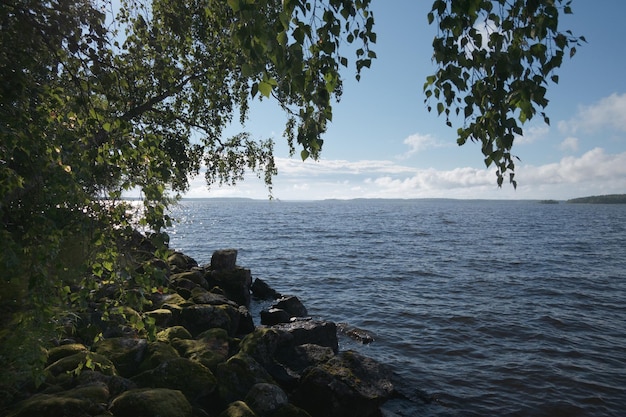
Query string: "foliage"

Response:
xmin=424 ymin=0 xmax=585 ymax=186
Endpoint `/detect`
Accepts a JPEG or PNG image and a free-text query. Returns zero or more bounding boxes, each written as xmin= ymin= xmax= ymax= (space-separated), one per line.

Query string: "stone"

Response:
xmin=156 ymin=325 xmax=192 ymax=343
xmin=180 ymin=304 xmax=238 ymax=336
xmin=210 ymin=249 xmax=238 ymax=271
xmin=244 ymin=383 xmax=289 ymax=417
xmin=75 ymin=371 xmax=137 ymax=397
xmin=239 ymin=328 xmax=293 ymax=368
xmin=44 ymin=351 xmax=117 ymax=377
xmin=167 ymin=252 xmax=198 ymax=271
xmin=191 ymin=287 xmax=236 ymax=306
xmin=272 ymin=404 xmax=313 ymax=417
xmin=131 ymin=358 xmax=217 ymax=404
xmin=337 ymin=323 xmax=375 ymax=344
xmin=260 ymin=308 xmax=290 ymax=325
xmin=272 ymin=320 xmax=338 ymax=353
xmin=215 ymin=353 xmax=275 ymax=405
xmin=170 ymin=270 xmax=206 ymax=286
xmin=144 ymin=308 xmax=172 ymax=327
xmin=273 ymin=296 xmax=307 ymax=318
xmin=137 ymin=341 xmax=180 ymax=373
xmin=208 ymin=267 xmax=252 ymax=307
xmin=171 ymin=328 xmax=230 ymax=371
xmin=46 ymin=344 xmax=88 ymax=365
xmin=93 ymin=337 xmax=147 ymax=377
xmin=251 ymin=278 xmax=281 ymax=300
xmin=292 ymin=350 xmax=394 ymax=417
xmin=218 ymin=400 xmax=257 ymax=417
xmin=109 ymin=388 xmax=192 ymax=417
xmin=237 ymin=306 xmax=255 ymax=335
xmin=7 ymin=382 xmax=110 ymax=417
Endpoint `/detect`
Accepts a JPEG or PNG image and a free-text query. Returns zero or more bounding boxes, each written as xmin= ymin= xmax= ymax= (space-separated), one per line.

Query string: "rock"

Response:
xmin=292 ymin=350 xmax=394 ymax=417
xmin=272 ymin=320 xmax=338 ymax=353
xmin=237 ymin=306 xmax=255 ymax=335
xmin=7 ymin=382 xmax=109 ymax=417
xmin=211 ymin=249 xmax=238 ymax=271
xmin=156 ymin=325 xmax=192 ymax=343
xmin=168 ymin=252 xmax=198 ymax=271
xmin=137 ymin=341 xmax=180 ymax=373
xmin=93 ymin=337 xmax=147 ymax=377
xmin=244 ymin=383 xmax=289 ymax=417
xmin=208 ymin=267 xmax=252 ymax=307
xmin=191 ymin=287 xmax=237 ymax=306
xmin=46 ymin=344 xmax=88 ymax=365
xmin=144 ymin=308 xmax=173 ymax=327
xmin=275 ymin=344 xmax=335 ymax=375
xmin=171 ymin=270 xmax=206 ymax=287
xmin=272 ymin=296 xmax=307 ymax=318
xmin=260 ymin=308 xmax=291 ymax=325
xmin=109 ymin=388 xmax=193 ymax=417
xmin=171 ymin=328 xmax=230 ymax=371
xmin=272 ymin=404 xmax=313 ymax=417
xmin=131 ymin=358 xmax=217 ymax=405
xmin=180 ymin=304 xmax=238 ymax=336
xmin=251 ymin=278 xmax=281 ymax=300
xmin=44 ymin=351 xmax=117 ymax=377
xmin=337 ymin=323 xmax=375 ymax=344
xmin=75 ymin=370 xmax=137 ymax=397
xmin=218 ymin=400 xmax=257 ymax=417
xmin=215 ymin=354 xmax=275 ymax=405
xmin=239 ymin=328 xmax=293 ymax=368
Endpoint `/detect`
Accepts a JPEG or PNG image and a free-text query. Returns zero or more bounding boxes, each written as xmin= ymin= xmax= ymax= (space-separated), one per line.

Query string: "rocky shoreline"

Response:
xmin=4 ymin=241 xmax=400 ymax=417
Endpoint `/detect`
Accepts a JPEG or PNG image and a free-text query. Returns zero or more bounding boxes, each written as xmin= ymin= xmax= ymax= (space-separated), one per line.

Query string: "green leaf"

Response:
xmin=300 ymin=149 xmax=309 ymax=160
xmin=227 ymin=0 xmax=240 ymax=12
xmin=258 ymin=81 xmax=273 ymax=98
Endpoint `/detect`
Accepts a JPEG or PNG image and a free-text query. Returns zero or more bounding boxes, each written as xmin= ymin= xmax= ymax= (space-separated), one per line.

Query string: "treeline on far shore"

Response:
xmin=567 ymin=194 xmax=626 ymax=204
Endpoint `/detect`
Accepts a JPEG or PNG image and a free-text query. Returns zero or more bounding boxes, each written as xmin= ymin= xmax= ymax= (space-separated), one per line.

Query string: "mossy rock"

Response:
xmin=215 ymin=353 xmax=274 ymax=405
xmin=131 ymin=357 xmax=217 ymax=403
xmin=156 ymin=325 xmax=192 ymax=343
xmin=93 ymin=337 xmax=147 ymax=377
xmin=244 ymin=383 xmax=289 ymax=417
xmin=143 ymin=308 xmax=172 ymax=327
xmin=218 ymin=400 xmax=257 ymax=417
xmin=180 ymin=304 xmax=237 ymax=336
xmin=8 ymin=382 xmax=110 ymax=417
xmin=272 ymin=404 xmax=313 ymax=417
xmin=46 ymin=344 xmax=88 ymax=366
xmin=109 ymin=388 xmax=192 ymax=417
xmin=171 ymin=328 xmax=230 ymax=371
xmin=44 ymin=351 xmax=117 ymax=377
xmin=239 ymin=328 xmax=292 ymax=367
xmin=137 ymin=341 xmax=180 ymax=373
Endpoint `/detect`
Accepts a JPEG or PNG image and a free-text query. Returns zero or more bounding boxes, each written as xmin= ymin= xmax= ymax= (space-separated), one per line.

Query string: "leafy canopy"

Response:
xmin=424 ymin=0 xmax=585 ymax=187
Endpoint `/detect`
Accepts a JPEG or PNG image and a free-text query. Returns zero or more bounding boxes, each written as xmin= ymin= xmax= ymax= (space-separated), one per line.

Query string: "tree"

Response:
xmin=424 ymin=0 xmax=585 ymax=187
xmin=0 ymin=0 xmax=581 ymax=385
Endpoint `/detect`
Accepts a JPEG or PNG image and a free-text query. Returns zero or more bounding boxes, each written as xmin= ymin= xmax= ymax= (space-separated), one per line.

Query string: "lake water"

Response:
xmin=166 ymin=199 xmax=626 ymax=417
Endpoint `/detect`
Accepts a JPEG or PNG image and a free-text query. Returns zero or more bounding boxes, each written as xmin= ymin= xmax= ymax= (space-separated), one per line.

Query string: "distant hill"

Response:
xmin=567 ymin=194 xmax=626 ymax=204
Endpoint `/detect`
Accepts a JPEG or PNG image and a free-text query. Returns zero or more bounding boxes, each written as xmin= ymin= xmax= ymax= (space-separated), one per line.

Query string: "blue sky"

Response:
xmin=185 ymin=1 xmax=626 ymax=200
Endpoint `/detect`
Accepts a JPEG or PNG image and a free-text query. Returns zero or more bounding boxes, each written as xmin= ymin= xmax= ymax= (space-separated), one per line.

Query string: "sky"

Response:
xmin=184 ymin=1 xmax=626 ymax=200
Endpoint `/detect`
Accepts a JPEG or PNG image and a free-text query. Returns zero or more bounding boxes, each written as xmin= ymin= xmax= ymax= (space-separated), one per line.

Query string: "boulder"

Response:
xmin=143 ymin=308 xmax=172 ymax=327
xmin=46 ymin=344 xmax=88 ymax=365
xmin=109 ymin=388 xmax=193 ymax=417
xmin=260 ymin=308 xmax=291 ymax=326
xmin=171 ymin=328 xmax=230 ymax=371
xmin=44 ymin=351 xmax=117 ymax=377
xmin=167 ymin=252 xmax=198 ymax=271
xmin=272 ymin=404 xmax=313 ymax=417
xmin=7 ymin=383 xmax=110 ymax=417
xmin=210 ymin=249 xmax=238 ymax=271
xmin=170 ymin=270 xmax=206 ymax=287
xmin=180 ymin=304 xmax=239 ymax=336
xmin=190 ymin=287 xmax=237 ymax=306
xmin=93 ymin=337 xmax=147 ymax=377
xmin=337 ymin=323 xmax=375 ymax=344
xmin=75 ymin=370 xmax=137 ymax=397
xmin=244 ymin=383 xmax=289 ymax=417
xmin=208 ymin=267 xmax=252 ymax=307
xmin=215 ymin=354 xmax=275 ymax=405
xmin=218 ymin=400 xmax=257 ymax=417
xmin=137 ymin=341 xmax=180 ymax=373
xmin=292 ymin=351 xmax=394 ymax=417
xmin=156 ymin=325 xmax=192 ymax=343
xmin=272 ymin=320 xmax=338 ymax=353
xmin=131 ymin=357 xmax=217 ymax=404
xmin=273 ymin=296 xmax=307 ymax=318
xmin=251 ymin=278 xmax=281 ymax=300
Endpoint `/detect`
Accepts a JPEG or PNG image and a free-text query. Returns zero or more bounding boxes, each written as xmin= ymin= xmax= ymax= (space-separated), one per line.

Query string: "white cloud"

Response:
xmin=559 ymin=137 xmax=579 ymax=152
xmin=399 ymin=133 xmax=447 ymax=158
xmin=559 ymin=92 xmax=626 ymax=134
xmin=181 ymin=149 xmax=626 ymax=201
xmin=516 ymin=124 xmax=549 ymax=145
